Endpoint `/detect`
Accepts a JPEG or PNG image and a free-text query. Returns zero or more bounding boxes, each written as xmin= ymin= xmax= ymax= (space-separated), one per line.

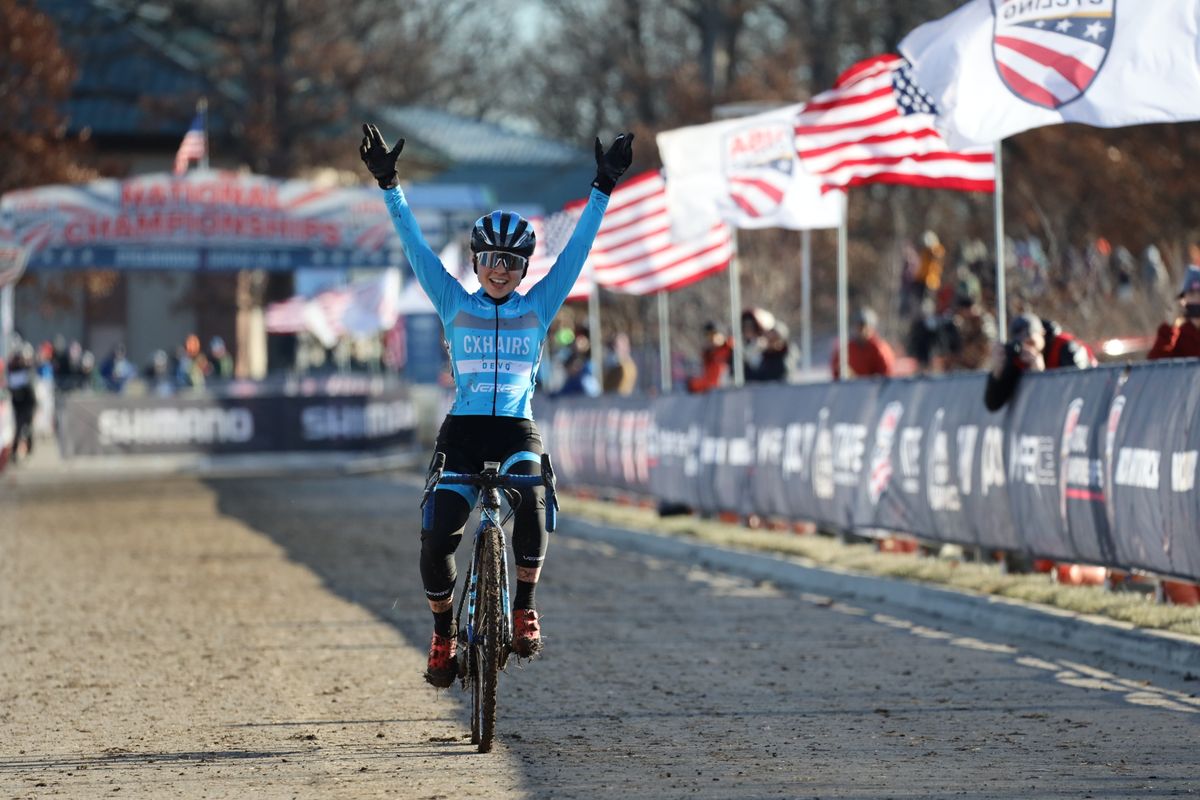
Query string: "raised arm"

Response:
xmin=360 ymin=123 xmax=466 ymax=319
xmin=527 ymin=133 xmax=634 ymax=323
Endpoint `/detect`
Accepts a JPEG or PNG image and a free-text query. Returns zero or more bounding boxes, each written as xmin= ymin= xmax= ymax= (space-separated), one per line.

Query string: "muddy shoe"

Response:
xmin=425 ymin=631 xmax=458 ymax=688
xmin=512 ymin=609 xmax=542 ymax=658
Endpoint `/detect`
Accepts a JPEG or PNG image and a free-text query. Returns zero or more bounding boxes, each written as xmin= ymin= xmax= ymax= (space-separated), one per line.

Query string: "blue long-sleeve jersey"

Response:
xmin=384 ymin=186 xmax=609 ymax=418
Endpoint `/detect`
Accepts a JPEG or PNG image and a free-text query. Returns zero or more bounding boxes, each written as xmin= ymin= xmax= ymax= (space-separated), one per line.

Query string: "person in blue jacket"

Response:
xmin=360 ymin=123 xmax=633 ymax=688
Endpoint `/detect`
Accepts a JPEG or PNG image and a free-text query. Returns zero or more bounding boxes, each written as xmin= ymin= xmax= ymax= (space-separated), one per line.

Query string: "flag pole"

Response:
xmin=588 ymin=283 xmax=602 ymax=391
xmin=657 ymin=289 xmax=671 ymax=393
xmin=0 ymin=284 xmax=13 ymax=363
xmin=801 ymin=228 xmax=812 ymax=374
xmin=198 ymin=96 xmax=209 ymax=170
xmin=837 ymin=193 xmax=849 ymax=379
xmin=729 ymin=229 xmax=744 ymax=386
xmin=993 ymin=139 xmax=1006 ymax=336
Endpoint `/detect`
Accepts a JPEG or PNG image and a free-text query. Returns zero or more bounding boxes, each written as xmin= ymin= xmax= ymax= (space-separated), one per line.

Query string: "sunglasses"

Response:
xmin=475 ymin=251 xmax=528 ymax=272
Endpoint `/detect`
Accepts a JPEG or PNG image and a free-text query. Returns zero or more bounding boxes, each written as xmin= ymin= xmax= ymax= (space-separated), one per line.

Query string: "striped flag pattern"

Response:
xmin=528 ymin=171 xmax=734 ymax=299
xmin=527 ymin=205 xmax=590 ymax=300
xmin=794 ymin=55 xmax=995 ymax=192
xmin=591 ymin=171 xmax=733 ymax=295
xmin=173 ymin=111 xmax=207 ymax=176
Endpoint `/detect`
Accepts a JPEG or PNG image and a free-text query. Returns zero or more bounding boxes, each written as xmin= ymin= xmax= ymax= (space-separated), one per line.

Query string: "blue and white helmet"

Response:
xmin=470 ymin=210 xmax=536 ymax=259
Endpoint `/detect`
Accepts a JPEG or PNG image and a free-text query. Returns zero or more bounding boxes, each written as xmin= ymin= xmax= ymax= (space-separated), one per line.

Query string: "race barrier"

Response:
xmin=536 ymin=360 xmax=1200 ymax=583
xmin=57 ymin=375 xmax=416 ymax=457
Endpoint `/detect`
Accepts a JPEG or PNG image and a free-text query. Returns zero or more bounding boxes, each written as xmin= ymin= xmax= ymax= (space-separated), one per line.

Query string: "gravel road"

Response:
xmin=2 ymin=472 xmax=1197 ymax=799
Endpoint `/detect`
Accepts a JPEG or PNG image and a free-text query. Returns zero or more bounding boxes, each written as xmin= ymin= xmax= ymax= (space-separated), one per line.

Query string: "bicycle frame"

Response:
xmin=419 ymin=452 xmax=558 ymax=751
xmin=461 ymin=482 xmax=513 ymax=657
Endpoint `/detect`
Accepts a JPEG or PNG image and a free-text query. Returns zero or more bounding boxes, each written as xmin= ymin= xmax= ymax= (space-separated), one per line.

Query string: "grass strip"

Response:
xmin=560 ymin=496 xmax=1200 ymax=638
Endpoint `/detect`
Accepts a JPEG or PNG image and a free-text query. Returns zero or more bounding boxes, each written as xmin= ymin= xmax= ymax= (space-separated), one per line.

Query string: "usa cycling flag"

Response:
xmin=657 ymin=103 xmax=844 ymax=240
xmin=900 ymin=0 xmax=1200 ymax=149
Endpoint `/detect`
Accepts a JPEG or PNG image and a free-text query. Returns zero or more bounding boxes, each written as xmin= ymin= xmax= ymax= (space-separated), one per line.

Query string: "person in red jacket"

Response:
xmin=1148 ymin=265 xmax=1200 ymax=360
xmin=687 ymin=321 xmax=734 ymax=393
xmin=831 ymin=307 xmax=896 ymax=380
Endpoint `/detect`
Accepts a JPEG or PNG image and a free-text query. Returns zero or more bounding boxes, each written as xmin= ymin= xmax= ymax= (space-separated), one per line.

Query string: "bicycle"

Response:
xmin=420 ymin=451 xmax=559 ymax=753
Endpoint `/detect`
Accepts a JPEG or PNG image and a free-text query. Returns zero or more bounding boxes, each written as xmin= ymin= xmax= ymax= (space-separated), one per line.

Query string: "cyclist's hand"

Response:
xmin=591 ymin=132 xmax=634 ymax=195
xmin=359 ymin=123 xmax=404 ymax=190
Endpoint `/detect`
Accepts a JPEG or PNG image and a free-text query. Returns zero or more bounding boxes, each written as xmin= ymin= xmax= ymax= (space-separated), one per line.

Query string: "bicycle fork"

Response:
xmin=461 ymin=489 xmax=513 ymax=659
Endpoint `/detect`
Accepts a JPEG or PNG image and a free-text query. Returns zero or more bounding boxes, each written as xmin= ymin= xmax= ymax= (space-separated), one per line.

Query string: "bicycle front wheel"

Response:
xmin=474 ymin=523 xmax=505 ymax=753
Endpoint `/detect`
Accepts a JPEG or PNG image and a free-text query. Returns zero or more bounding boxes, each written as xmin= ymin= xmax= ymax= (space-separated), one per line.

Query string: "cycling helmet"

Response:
xmin=470 ymin=210 xmax=536 ymax=277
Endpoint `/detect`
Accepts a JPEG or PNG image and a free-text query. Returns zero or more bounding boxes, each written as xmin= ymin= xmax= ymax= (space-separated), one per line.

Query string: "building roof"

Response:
xmin=38 ymin=0 xmax=224 ymax=139
xmin=379 ymin=106 xmax=588 ymax=168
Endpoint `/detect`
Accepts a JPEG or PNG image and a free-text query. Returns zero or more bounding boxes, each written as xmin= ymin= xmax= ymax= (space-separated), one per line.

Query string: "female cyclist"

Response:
xmin=359 ymin=123 xmax=633 ymax=687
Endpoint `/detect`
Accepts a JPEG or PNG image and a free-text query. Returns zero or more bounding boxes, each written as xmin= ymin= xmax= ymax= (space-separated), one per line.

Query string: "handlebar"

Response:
xmin=436 ymin=472 xmax=547 ymax=489
xmin=421 ymin=452 xmax=559 ymax=532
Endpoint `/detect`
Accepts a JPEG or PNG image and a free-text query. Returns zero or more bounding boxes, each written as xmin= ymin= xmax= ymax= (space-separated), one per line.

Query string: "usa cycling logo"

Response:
xmin=992 ymin=0 xmax=1115 ymax=110
xmin=722 ymin=122 xmax=794 ymax=218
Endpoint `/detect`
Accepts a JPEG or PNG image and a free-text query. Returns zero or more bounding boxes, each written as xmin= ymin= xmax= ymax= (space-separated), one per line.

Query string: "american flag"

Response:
xmin=173 ymin=110 xmax=207 ymax=175
xmin=592 ymin=171 xmax=733 ymax=295
xmin=529 ymin=171 xmax=733 ymax=298
xmin=794 ymin=55 xmax=995 ymax=192
xmin=527 ymin=204 xmax=590 ymax=300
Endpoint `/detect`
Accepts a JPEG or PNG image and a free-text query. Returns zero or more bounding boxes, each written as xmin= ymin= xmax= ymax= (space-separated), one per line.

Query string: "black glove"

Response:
xmin=359 ymin=123 xmax=404 ymax=190
xmin=591 ymin=132 xmax=634 ymax=195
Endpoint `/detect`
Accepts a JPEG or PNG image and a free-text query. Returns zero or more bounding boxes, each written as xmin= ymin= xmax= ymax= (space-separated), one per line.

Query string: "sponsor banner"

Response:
xmin=1006 ymin=368 xmax=1118 ymax=563
xmin=536 ymin=360 xmax=1200 ymax=582
xmin=536 ymin=395 xmax=653 ymax=495
xmin=58 ymin=387 xmax=415 ymax=456
xmin=645 ymin=392 xmax=706 ymax=509
xmin=1105 ymin=362 xmax=1200 ymax=579
xmin=950 ymin=377 xmax=1021 ymax=551
xmin=801 ymin=382 xmax=877 ymax=528
xmin=744 ymin=382 xmax=830 ymax=522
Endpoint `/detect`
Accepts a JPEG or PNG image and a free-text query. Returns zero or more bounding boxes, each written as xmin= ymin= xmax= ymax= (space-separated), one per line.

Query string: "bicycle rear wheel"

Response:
xmin=473 ymin=523 xmax=504 ymax=753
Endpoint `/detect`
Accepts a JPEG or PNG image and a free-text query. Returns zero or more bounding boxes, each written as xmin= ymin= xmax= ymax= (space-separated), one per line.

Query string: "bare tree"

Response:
xmin=0 ymin=0 xmax=93 ymax=193
xmin=54 ymin=0 xmax=516 ymax=178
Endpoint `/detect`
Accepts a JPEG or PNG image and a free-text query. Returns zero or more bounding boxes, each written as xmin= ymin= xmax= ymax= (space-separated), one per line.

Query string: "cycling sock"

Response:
xmin=433 ymin=609 xmax=455 ymax=638
xmin=515 ymin=580 xmax=537 ymax=611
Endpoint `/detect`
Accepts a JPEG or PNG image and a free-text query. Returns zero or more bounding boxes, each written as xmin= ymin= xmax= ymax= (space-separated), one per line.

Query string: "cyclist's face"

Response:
xmin=475 ymin=252 xmax=524 ymax=299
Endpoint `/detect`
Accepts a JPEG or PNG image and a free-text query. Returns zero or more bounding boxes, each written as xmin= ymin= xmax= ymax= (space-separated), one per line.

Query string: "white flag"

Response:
xmin=656 ymin=104 xmax=844 ymax=239
xmin=900 ymin=0 xmax=1200 ymax=149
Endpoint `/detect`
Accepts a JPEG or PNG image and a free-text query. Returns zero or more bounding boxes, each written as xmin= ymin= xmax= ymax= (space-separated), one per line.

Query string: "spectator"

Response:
xmin=942 ymin=280 xmax=998 ymax=372
xmin=1141 ymin=244 xmax=1168 ymax=295
xmin=176 ymin=334 xmax=205 ymax=388
xmin=740 ymin=307 xmax=774 ymax=381
xmin=208 ymin=336 xmax=234 ymax=379
xmin=756 ymin=321 xmax=794 ymax=382
xmin=601 ymin=333 xmax=638 ymax=395
xmin=906 ymin=296 xmax=944 ymax=374
xmin=77 ymin=351 xmax=103 ymax=392
xmin=145 ymin=350 xmax=176 ymax=397
xmin=984 ymin=313 xmax=1096 ymax=411
xmin=7 ymin=344 xmax=37 ymax=460
xmin=556 ymin=328 xmax=599 ymax=397
xmin=831 ymin=307 xmax=896 ymax=380
xmin=687 ymin=321 xmax=733 ymax=393
xmin=1148 ymin=265 xmax=1200 ymax=360
xmin=99 ymin=343 xmax=136 ymax=393
xmin=36 ymin=341 xmax=55 ymax=381
xmin=56 ymin=340 xmax=84 ymax=390
xmin=914 ymin=230 xmax=946 ymax=306
xmin=1113 ymin=245 xmax=1136 ymax=302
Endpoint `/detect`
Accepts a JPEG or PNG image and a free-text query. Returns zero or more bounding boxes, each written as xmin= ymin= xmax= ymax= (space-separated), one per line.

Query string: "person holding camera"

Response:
xmin=984 ymin=313 xmax=1095 ymax=411
xmin=1148 ymin=265 xmax=1200 ymax=360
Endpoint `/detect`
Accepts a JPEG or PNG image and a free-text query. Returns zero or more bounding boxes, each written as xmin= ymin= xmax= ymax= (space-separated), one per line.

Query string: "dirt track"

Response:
xmin=2 ymin=472 xmax=1199 ymax=799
